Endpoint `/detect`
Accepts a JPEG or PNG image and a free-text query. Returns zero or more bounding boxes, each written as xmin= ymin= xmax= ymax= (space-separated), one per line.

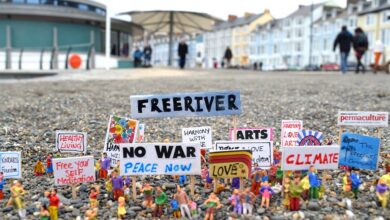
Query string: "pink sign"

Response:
xmin=53 ymin=156 xmax=95 ymax=185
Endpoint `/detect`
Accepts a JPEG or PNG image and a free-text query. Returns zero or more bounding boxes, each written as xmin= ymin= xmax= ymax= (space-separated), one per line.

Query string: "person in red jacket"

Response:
xmin=47 ymin=188 xmax=60 ymax=220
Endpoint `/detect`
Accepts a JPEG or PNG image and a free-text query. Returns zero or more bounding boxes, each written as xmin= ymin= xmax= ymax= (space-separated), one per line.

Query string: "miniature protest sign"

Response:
xmin=53 ymin=156 xmax=95 ymax=185
xmin=0 ymin=152 xmax=21 ymax=178
xmin=338 ymin=111 xmax=388 ymax=127
xmin=182 ymin=126 xmax=212 ymax=149
xmin=137 ymin=123 xmax=145 ymax=143
xmin=120 ymin=143 xmax=201 ymax=176
xmin=297 ymin=130 xmax=323 ymax=146
xmin=281 ymin=120 xmax=303 ymax=147
xmin=55 ymin=131 xmax=87 ymax=153
xmin=104 ymin=115 xmax=139 ymax=166
xmin=214 ymin=141 xmax=272 ymax=168
xmin=339 ymin=133 xmax=380 ymax=170
xmin=208 ymin=150 xmax=252 ymax=178
xmin=130 ymin=90 xmax=242 ymax=118
xmin=281 ymin=145 xmax=340 ymax=171
xmin=229 ymin=128 xmax=273 ymax=142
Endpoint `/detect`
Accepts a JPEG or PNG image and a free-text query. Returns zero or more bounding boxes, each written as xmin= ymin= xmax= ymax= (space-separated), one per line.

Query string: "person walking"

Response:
xmin=353 ymin=27 xmax=369 ymax=73
xmin=133 ymin=47 xmax=143 ymax=68
xmin=143 ymin=44 xmax=152 ymax=67
xmin=224 ymin=47 xmax=233 ymax=68
xmin=373 ymin=40 xmax=383 ymax=73
xmin=178 ymin=40 xmax=188 ymax=69
xmin=333 ymin=26 xmax=353 ymax=74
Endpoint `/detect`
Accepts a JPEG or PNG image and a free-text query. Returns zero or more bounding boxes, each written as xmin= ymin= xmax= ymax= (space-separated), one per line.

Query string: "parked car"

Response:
xmin=304 ymin=64 xmax=321 ymax=71
xmin=321 ymin=63 xmax=340 ymax=71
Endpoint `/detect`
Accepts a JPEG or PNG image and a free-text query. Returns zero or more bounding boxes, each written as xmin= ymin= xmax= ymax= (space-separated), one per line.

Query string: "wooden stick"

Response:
xmin=239 ymin=177 xmax=244 ymax=191
xmin=190 ymin=176 xmax=195 ymax=196
xmin=213 ymin=178 xmax=218 ymax=193
xmin=71 ymin=184 xmax=77 ymax=199
xmin=338 ymin=126 xmax=344 ymax=145
xmin=132 ymin=176 xmax=137 ymax=201
xmin=377 ymin=128 xmax=382 ymax=139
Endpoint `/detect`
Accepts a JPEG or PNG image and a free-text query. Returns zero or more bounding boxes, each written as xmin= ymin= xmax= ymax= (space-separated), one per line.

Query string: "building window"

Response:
xmin=382 ymin=10 xmax=390 ymax=23
xmin=366 ymin=14 xmax=376 ymax=25
xmin=287 ymin=31 xmax=291 ymax=39
xmin=78 ymin=3 xmax=89 ymax=11
xmin=296 ymin=43 xmax=301 ymax=52
xmin=26 ymin=0 xmax=40 ymax=4
xmin=381 ymin=29 xmax=390 ymax=44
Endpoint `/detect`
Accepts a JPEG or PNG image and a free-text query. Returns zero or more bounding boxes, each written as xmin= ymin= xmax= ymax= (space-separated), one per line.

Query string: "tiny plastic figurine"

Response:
xmin=300 ymin=175 xmax=310 ymax=201
xmin=231 ymin=177 xmax=240 ymax=189
xmin=201 ymin=165 xmax=209 ymax=182
xmin=153 ymin=186 xmax=168 ymax=218
xmin=350 ymin=169 xmax=362 ymax=199
xmin=105 ymin=178 xmax=113 ymax=200
xmin=100 ymin=152 xmax=111 ymax=179
xmin=175 ymin=185 xmax=191 ymax=218
xmin=229 ymin=189 xmax=242 ymax=214
xmin=251 ymin=164 xmax=262 ymax=194
xmin=34 ymin=159 xmax=45 ymax=176
xmin=282 ymin=176 xmax=291 ymax=209
xmin=380 ymin=171 xmax=390 ymax=187
xmin=124 ymin=176 xmax=131 ymax=188
xmin=376 ymin=178 xmax=389 ymax=208
xmin=141 ymin=180 xmax=154 ymax=208
xmin=85 ymin=201 xmax=98 ymax=220
xmin=308 ymin=165 xmax=320 ymax=200
xmin=170 ymin=198 xmax=181 ymax=218
xmin=40 ymin=204 xmax=50 ymax=220
xmin=89 ymin=185 xmax=100 ymax=207
xmin=7 ymin=180 xmax=26 ymax=218
xmin=111 ymin=170 xmax=124 ymax=200
xmin=259 ymin=181 xmax=275 ymax=209
xmin=47 ymin=188 xmax=60 ymax=220
xmin=0 ymin=172 xmax=5 ymax=200
xmin=205 ymin=172 xmax=213 ymax=189
xmin=94 ymin=159 xmax=100 ymax=180
xmin=117 ymin=196 xmax=126 ymax=220
xmin=46 ymin=153 xmax=53 ymax=176
xmin=289 ymin=174 xmax=303 ymax=211
xmin=242 ymin=187 xmax=255 ymax=215
xmin=179 ymin=175 xmax=187 ymax=186
xmin=188 ymin=197 xmax=198 ymax=216
xmin=203 ymin=192 xmax=222 ymax=220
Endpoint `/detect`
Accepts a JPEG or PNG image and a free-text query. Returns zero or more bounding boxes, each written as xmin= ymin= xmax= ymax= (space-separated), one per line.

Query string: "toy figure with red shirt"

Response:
xmin=0 ymin=172 xmax=4 ymax=200
xmin=47 ymin=188 xmax=60 ymax=220
xmin=46 ymin=153 xmax=53 ymax=177
xmin=89 ymin=185 xmax=100 ymax=207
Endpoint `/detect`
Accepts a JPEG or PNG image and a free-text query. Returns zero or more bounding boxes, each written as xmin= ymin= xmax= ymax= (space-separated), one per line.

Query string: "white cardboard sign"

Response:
xmin=0 ymin=152 xmax=22 ymax=179
xmin=182 ymin=126 xmax=212 ymax=149
xmin=338 ymin=111 xmax=388 ymax=127
xmin=53 ymin=156 xmax=95 ymax=185
xmin=281 ymin=120 xmax=303 ymax=147
xmin=281 ymin=145 xmax=340 ymax=171
xmin=120 ymin=143 xmax=201 ymax=176
xmin=214 ymin=141 xmax=273 ymax=169
xmin=56 ymin=131 xmax=87 ymax=153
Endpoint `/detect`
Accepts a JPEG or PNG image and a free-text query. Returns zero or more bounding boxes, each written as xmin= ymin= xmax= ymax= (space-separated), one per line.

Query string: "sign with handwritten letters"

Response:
xmin=130 ymin=91 xmax=242 ymax=118
xmin=297 ymin=130 xmax=323 ymax=146
xmin=214 ymin=141 xmax=273 ymax=169
xmin=104 ymin=115 xmax=139 ymax=166
xmin=53 ymin=156 xmax=95 ymax=186
xmin=281 ymin=120 xmax=303 ymax=147
xmin=0 ymin=152 xmax=21 ymax=179
xmin=209 ymin=150 xmax=252 ymax=178
xmin=137 ymin=123 xmax=145 ymax=143
xmin=55 ymin=131 xmax=87 ymax=153
xmin=339 ymin=133 xmax=380 ymax=170
xmin=182 ymin=126 xmax=212 ymax=149
xmin=338 ymin=111 xmax=388 ymax=127
xmin=120 ymin=143 xmax=201 ymax=176
xmin=281 ymin=145 xmax=340 ymax=171
xmin=229 ymin=128 xmax=273 ymax=141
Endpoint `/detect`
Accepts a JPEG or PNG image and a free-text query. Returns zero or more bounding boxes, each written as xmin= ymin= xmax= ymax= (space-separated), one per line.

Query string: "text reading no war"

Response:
xmin=130 ymin=91 xmax=242 ymax=118
xmin=119 ymin=143 xmax=201 ymax=176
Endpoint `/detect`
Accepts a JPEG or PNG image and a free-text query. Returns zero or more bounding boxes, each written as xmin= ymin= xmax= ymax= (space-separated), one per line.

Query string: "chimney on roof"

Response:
xmin=228 ymin=14 xmax=238 ymax=21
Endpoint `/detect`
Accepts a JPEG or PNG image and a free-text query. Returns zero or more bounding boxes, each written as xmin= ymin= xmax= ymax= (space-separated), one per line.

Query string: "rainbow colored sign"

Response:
xmin=208 ymin=150 xmax=252 ymax=179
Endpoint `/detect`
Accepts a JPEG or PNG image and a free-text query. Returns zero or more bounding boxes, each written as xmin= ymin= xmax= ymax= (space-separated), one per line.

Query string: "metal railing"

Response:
xmin=0 ymin=43 xmax=95 ymax=70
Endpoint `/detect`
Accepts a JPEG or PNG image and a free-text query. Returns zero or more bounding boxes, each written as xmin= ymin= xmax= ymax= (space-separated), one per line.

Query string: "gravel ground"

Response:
xmin=0 ymin=68 xmax=389 ymax=219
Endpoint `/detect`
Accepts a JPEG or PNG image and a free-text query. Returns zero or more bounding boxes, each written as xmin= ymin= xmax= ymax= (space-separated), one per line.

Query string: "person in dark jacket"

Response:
xmin=353 ymin=27 xmax=369 ymax=73
xmin=224 ymin=47 xmax=233 ymax=68
xmin=178 ymin=40 xmax=188 ymax=69
xmin=133 ymin=47 xmax=143 ymax=68
xmin=143 ymin=44 xmax=152 ymax=67
xmin=333 ymin=26 xmax=353 ymax=74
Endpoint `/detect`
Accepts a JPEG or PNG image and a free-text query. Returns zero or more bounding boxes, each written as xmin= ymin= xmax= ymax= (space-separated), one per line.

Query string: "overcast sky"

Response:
xmin=96 ymin=0 xmax=346 ymax=20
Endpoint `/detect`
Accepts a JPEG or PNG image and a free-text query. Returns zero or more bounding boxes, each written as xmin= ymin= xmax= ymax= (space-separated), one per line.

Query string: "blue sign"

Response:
xmin=0 ymin=152 xmax=22 ymax=178
xmin=130 ymin=91 xmax=242 ymax=118
xmin=339 ymin=133 xmax=380 ymax=170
